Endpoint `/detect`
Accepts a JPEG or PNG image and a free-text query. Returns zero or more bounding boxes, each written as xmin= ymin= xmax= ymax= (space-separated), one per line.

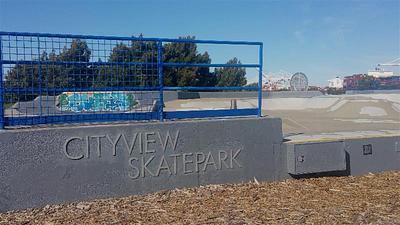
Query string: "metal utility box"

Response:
xmin=287 ymin=141 xmax=346 ymax=175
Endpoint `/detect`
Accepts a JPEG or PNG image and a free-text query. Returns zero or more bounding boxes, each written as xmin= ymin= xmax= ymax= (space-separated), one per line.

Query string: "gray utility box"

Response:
xmin=287 ymin=141 xmax=346 ymax=175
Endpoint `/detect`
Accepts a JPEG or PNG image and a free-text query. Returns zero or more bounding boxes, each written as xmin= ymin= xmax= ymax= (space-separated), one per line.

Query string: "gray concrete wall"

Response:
xmin=0 ymin=117 xmax=283 ymax=212
xmin=264 ymin=91 xmax=323 ymax=99
xmin=1 ymin=116 xmax=399 ymax=213
xmin=346 ymin=89 xmax=400 ymax=95
xmin=163 ymin=91 xmax=179 ymax=102
xmin=284 ymin=135 xmax=400 ymax=177
xmin=163 ymin=91 xmax=323 ymax=101
xmin=344 ymin=136 xmax=400 ymax=175
xmin=286 ymin=141 xmax=347 ymax=175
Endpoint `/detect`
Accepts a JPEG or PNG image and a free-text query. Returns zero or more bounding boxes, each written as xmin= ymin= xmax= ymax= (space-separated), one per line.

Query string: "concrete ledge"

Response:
xmin=0 ymin=117 xmax=283 ymax=212
xmin=1 ymin=117 xmax=399 ymax=213
xmin=287 ymin=141 xmax=346 ymax=175
xmin=163 ymin=91 xmax=323 ymax=101
xmin=346 ymin=89 xmax=400 ymax=95
xmin=344 ymin=136 xmax=400 ymax=175
xmin=284 ymin=132 xmax=400 ymax=177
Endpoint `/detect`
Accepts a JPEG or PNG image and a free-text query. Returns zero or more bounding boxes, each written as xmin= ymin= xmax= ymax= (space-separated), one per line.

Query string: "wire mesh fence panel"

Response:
xmin=1 ymin=33 xmax=160 ymax=127
xmin=0 ymin=32 xmax=262 ymax=128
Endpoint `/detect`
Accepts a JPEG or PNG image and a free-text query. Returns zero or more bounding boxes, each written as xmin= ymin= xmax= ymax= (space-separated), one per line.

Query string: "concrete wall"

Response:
xmin=0 ymin=117 xmax=283 ymax=212
xmin=284 ymin=135 xmax=400 ymax=177
xmin=163 ymin=91 xmax=323 ymax=101
xmin=1 ymin=116 xmax=399 ymax=212
xmin=344 ymin=136 xmax=400 ymax=175
xmin=264 ymin=91 xmax=323 ymax=99
xmin=346 ymin=89 xmax=400 ymax=95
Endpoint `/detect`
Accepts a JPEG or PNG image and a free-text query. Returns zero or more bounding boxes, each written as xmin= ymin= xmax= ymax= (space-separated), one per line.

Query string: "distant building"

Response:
xmin=263 ymin=77 xmax=291 ymax=91
xmin=343 ymin=74 xmax=376 ymax=90
xmin=343 ymin=73 xmax=400 ymax=90
xmin=368 ymin=69 xmax=394 ymax=78
xmin=328 ymin=77 xmax=343 ymax=89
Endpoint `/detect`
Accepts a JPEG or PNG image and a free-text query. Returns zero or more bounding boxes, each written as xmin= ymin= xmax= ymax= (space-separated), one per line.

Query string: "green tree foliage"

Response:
xmin=163 ymin=36 xmax=214 ymax=87
xmin=5 ymin=39 xmax=91 ymax=101
xmin=215 ymin=57 xmax=247 ymax=87
xmin=5 ymin=35 xmax=246 ymax=103
xmin=58 ymin=39 xmax=92 ymax=88
xmin=59 ymin=39 xmax=91 ymax=62
xmin=103 ymin=35 xmax=158 ymax=88
xmin=5 ymin=39 xmax=91 ymax=87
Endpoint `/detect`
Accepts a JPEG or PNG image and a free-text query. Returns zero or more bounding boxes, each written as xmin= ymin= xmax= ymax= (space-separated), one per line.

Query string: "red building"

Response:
xmin=344 ymin=74 xmax=400 ymax=90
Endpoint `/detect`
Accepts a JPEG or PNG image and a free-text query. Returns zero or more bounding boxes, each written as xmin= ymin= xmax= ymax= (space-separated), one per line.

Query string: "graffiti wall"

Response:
xmin=58 ymin=92 xmax=137 ymax=112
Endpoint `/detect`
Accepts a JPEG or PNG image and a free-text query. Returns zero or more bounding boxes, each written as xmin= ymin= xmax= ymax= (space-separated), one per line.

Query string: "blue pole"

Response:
xmin=37 ymin=36 xmax=42 ymax=118
xmin=0 ymin=36 xmax=3 ymax=129
xmin=157 ymin=41 xmax=164 ymax=121
xmin=257 ymin=44 xmax=263 ymax=117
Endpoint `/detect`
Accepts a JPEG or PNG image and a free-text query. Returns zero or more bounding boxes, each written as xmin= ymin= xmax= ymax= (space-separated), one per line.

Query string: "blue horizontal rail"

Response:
xmin=5 ymin=109 xmax=258 ymax=126
xmin=163 ymin=62 xmax=260 ymax=68
xmin=1 ymin=60 xmax=157 ymax=67
xmin=2 ymin=60 xmax=259 ymax=68
xmin=165 ymin=108 xmax=258 ymax=119
xmin=5 ymin=112 xmax=159 ymax=126
xmin=4 ymin=86 xmax=159 ymax=93
xmin=164 ymin=86 xmax=258 ymax=91
xmin=0 ymin=31 xmax=262 ymax=46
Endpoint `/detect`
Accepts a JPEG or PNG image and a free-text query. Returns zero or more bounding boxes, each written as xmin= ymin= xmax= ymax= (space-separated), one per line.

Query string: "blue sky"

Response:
xmin=1 ymin=0 xmax=399 ymax=85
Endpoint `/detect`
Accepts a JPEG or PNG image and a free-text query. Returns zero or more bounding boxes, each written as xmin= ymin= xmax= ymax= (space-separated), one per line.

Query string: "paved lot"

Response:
xmin=6 ymin=93 xmax=400 ymax=135
xmin=165 ymin=93 xmax=400 ymax=135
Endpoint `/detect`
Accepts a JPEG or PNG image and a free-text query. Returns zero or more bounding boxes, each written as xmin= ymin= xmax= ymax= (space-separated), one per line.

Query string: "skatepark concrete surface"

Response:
xmin=286 ymin=129 xmax=400 ymax=143
xmin=4 ymin=92 xmax=399 ymax=135
xmin=165 ymin=93 xmax=400 ymax=135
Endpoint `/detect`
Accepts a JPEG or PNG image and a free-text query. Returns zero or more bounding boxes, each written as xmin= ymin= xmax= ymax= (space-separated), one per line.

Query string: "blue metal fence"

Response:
xmin=0 ymin=31 xmax=263 ymax=128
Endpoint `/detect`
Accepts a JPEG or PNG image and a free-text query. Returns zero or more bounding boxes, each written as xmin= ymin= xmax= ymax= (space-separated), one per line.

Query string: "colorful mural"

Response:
xmin=58 ymin=92 xmax=138 ymax=112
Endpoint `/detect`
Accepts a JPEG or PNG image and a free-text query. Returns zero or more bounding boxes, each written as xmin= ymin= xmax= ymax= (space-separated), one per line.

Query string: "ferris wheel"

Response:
xmin=290 ymin=72 xmax=309 ymax=91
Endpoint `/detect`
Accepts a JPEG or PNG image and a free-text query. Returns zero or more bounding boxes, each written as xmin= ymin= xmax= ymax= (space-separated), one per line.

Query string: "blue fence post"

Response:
xmin=0 ymin=36 xmax=4 ymax=129
xmin=37 ymin=35 xmax=43 ymax=120
xmin=257 ymin=43 xmax=263 ymax=117
xmin=157 ymin=41 xmax=164 ymax=121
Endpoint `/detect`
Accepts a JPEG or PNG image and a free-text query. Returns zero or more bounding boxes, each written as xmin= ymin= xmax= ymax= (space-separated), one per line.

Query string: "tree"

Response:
xmin=58 ymin=39 xmax=92 ymax=88
xmin=5 ymin=35 xmax=247 ymax=103
xmin=58 ymin=39 xmax=91 ymax=62
xmin=215 ymin=57 xmax=247 ymax=87
xmin=5 ymin=39 xmax=92 ymax=101
xmin=163 ymin=36 xmax=213 ymax=87
xmin=105 ymin=35 xmax=158 ymax=88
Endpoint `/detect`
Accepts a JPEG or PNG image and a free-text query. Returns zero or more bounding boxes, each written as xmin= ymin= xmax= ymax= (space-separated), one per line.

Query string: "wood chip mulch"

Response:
xmin=1 ymin=171 xmax=399 ymax=225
